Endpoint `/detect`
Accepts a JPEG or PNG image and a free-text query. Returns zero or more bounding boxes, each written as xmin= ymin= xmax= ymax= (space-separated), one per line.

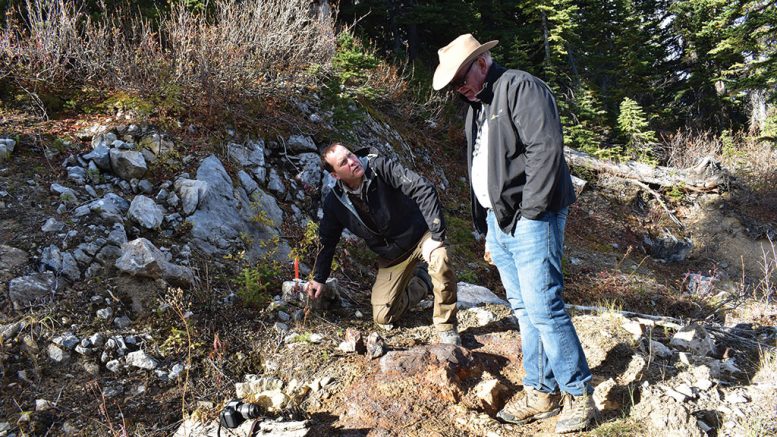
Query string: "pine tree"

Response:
xmin=617 ymin=97 xmax=657 ymax=163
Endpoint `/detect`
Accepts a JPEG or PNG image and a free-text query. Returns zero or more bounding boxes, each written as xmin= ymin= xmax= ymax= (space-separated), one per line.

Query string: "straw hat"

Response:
xmin=433 ymin=34 xmax=498 ymax=90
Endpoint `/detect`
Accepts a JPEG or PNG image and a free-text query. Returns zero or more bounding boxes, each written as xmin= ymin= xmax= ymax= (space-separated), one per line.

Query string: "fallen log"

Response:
xmin=564 ymin=148 xmax=728 ymax=192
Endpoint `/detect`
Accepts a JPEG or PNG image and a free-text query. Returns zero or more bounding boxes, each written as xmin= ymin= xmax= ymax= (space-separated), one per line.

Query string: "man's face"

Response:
xmin=326 ymin=145 xmax=364 ymax=188
xmin=452 ymin=57 xmax=487 ymax=102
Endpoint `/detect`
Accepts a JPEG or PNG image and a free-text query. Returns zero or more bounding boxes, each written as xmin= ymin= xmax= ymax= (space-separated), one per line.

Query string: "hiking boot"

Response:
xmin=555 ymin=392 xmax=596 ymax=434
xmin=496 ymin=388 xmax=561 ymax=424
xmin=406 ymin=276 xmax=430 ymax=308
xmin=438 ymin=329 xmax=461 ymax=346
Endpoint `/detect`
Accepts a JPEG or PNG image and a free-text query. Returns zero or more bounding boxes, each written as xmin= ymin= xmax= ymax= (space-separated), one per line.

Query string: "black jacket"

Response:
xmin=313 ymin=148 xmax=446 ymax=282
xmin=465 ymin=63 xmax=576 ymax=235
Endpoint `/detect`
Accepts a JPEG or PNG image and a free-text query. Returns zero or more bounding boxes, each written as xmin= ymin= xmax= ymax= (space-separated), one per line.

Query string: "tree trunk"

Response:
xmin=564 ymin=147 xmax=728 ymax=192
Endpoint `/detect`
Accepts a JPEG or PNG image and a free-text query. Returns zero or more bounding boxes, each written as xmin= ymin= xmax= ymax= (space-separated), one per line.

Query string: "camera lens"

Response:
xmin=237 ymin=403 xmax=260 ymax=419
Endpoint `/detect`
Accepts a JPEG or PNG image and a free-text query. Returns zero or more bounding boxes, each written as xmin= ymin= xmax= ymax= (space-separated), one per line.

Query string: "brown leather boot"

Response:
xmin=555 ymin=392 xmax=596 ymax=434
xmin=496 ymin=388 xmax=561 ymax=424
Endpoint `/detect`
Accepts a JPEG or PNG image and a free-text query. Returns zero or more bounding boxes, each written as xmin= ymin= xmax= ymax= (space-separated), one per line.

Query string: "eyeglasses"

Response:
xmin=450 ymin=60 xmax=477 ymax=89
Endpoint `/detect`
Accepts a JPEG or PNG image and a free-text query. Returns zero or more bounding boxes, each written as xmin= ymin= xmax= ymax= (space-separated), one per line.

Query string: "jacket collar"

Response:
xmin=462 ymin=62 xmax=507 ymax=107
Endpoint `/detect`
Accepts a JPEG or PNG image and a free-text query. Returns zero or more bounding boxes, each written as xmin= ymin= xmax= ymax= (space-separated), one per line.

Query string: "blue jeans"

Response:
xmin=486 ymin=209 xmax=592 ymax=395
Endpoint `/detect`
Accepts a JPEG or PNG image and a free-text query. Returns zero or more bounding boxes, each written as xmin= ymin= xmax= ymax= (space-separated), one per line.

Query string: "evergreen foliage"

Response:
xmin=617 ymin=97 xmax=658 ymax=163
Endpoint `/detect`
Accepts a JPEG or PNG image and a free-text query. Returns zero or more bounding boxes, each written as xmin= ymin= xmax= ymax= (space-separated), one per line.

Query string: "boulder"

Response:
xmin=670 ymin=323 xmax=715 ymax=356
xmin=455 ymin=282 xmax=509 ymax=309
xmin=115 ymin=238 xmax=194 ymax=287
xmin=83 ymin=144 xmax=111 ymax=171
xmin=128 ymin=195 xmax=165 ymax=229
xmin=109 ymin=149 xmax=147 ymax=180
xmin=10 ymin=272 xmax=61 ymax=309
xmin=175 ymin=178 xmax=208 ymax=215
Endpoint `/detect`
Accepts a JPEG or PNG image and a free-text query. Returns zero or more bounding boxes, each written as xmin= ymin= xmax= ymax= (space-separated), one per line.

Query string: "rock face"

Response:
xmin=184 ymin=155 xmax=289 ymax=261
xmin=114 ymin=238 xmax=194 ymax=286
xmin=9 ymin=272 xmax=60 ymax=309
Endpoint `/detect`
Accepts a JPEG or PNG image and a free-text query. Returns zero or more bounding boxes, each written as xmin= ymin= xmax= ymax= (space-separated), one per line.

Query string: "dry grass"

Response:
xmin=1 ymin=0 xmax=337 ymax=121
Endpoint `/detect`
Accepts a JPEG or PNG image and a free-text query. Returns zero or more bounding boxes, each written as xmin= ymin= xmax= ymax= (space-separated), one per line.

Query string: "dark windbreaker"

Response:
xmin=465 ymin=63 xmax=576 ymax=235
xmin=313 ymin=148 xmax=446 ymax=282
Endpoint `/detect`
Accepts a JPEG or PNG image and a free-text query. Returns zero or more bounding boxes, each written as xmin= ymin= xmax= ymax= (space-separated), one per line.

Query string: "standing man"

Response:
xmin=433 ymin=34 xmax=595 ymax=433
xmin=306 ymin=143 xmax=460 ymax=345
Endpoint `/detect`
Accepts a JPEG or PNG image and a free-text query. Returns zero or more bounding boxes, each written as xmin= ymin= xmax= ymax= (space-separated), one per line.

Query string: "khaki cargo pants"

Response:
xmin=371 ymin=233 xmax=458 ymax=332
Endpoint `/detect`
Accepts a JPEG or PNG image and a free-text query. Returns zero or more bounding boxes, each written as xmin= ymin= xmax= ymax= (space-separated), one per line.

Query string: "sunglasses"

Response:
xmin=450 ymin=60 xmax=477 ymax=89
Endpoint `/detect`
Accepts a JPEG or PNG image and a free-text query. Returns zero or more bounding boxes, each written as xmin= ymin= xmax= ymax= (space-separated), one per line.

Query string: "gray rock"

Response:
xmin=128 ymin=195 xmax=165 ymax=229
xmin=138 ymin=179 xmax=154 ymax=194
xmin=87 ymin=160 xmax=101 ymax=184
xmin=113 ymin=315 xmax=132 ymax=329
xmin=139 ymin=133 xmax=173 ymax=155
xmin=1 ymin=244 xmax=28 ymax=280
xmin=109 ymin=149 xmax=147 ymax=180
xmin=0 ymin=138 xmax=16 ymax=161
xmin=267 ymin=168 xmax=285 ymax=194
xmin=89 ymin=333 xmax=106 ymax=348
xmin=155 ymin=188 xmax=169 ymax=203
xmin=106 ymin=359 xmax=122 ymax=373
xmin=455 ymin=282 xmax=509 ymax=309
xmin=41 ymin=218 xmax=65 ymax=232
xmin=50 ymin=183 xmax=78 ymax=204
xmin=9 ymin=272 xmax=59 ymax=309
xmin=91 ymin=131 xmax=117 ymax=149
xmin=115 ymin=238 xmax=194 ymax=286
xmin=287 ymin=135 xmax=317 ymax=153
xmin=112 ymin=139 xmax=133 ymax=150
xmin=167 ymin=191 xmax=180 ymax=208
xmin=295 ymin=153 xmax=323 ymax=193
xmin=48 ymin=344 xmax=70 ymax=362
xmin=169 ymin=363 xmax=185 ymax=380
xmin=83 ymin=144 xmax=111 ymax=171
xmin=643 ymin=231 xmax=693 ymax=262
xmin=66 ymin=166 xmax=85 ymax=183
xmin=185 ymin=155 xmax=289 ymax=261
xmin=84 ymin=184 xmax=98 ymax=197
xmin=126 ymin=350 xmax=158 ymax=370
xmin=96 ymin=307 xmax=113 ymax=319
xmin=74 ymin=193 xmax=129 ymax=222
xmin=238 ymin=170 xmax=259 ymax=195
xmin=107 ymin=223 xmax=128 ymax=246
xmin=251 ymin=188 xmax=284 ymax=226
xmin=671 ymin=323 xmax=715 ymax=356
xmin=94 ymin=244 xmax=122 ymax=266
xmin=648 ymin=339 xmax=673 ymax=359
xmin=40 ymin=245 xmax=80 ymax=281
xmin=174 ymin=178 xmax=208 ymax=215
xmin=53 ymin=333 xmax=80 ymax=350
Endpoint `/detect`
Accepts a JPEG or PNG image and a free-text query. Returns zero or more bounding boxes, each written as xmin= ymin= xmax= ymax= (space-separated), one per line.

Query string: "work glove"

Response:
xmin=421 ymin=238 xmax=444 ymax=263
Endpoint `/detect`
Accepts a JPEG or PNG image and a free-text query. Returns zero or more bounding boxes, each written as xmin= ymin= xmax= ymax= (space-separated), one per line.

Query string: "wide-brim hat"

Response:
xmin=433 ymin=34 xmax=498 ymax=90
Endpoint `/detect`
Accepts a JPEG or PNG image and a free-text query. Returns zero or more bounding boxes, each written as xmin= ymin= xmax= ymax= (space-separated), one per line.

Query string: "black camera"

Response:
xmin=219 ymin=399 xmax=261 ymax=428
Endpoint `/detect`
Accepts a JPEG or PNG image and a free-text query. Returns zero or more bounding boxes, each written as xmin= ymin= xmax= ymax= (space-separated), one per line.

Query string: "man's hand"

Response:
xmin=484 ymin=249 xmax=494 ymax=265
xmin=306 ymin=280 xmax=325 ymax=300
xmin=421 ymin=238 xmax=444 ymax=263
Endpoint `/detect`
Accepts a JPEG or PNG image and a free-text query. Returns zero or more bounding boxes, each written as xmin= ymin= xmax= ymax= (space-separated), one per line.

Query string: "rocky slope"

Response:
xmin=0 ymin=98 xmax=776 ymax=436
